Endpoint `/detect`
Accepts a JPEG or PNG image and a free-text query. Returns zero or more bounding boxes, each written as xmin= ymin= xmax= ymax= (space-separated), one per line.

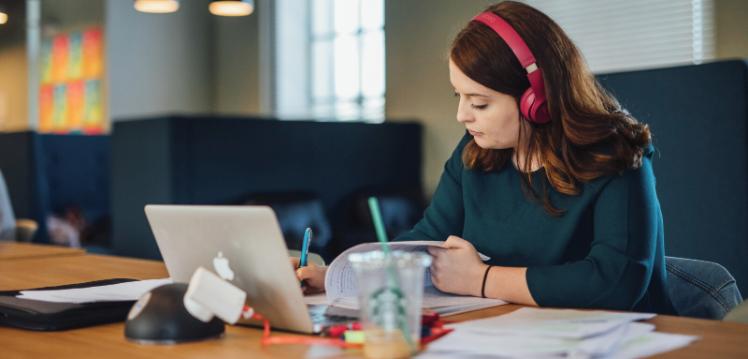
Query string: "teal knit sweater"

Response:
xmin=396 ymin=134 xmax=675 ymax=314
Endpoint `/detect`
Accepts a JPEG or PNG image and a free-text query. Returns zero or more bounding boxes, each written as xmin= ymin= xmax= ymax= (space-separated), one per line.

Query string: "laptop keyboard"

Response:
xmin=308 ymin=305 xmax=356 ymax=326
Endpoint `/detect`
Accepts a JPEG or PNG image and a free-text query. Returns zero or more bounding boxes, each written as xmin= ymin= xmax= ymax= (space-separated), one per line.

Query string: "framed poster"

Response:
xmin=39 ymin=26 xmax=105 ymax=134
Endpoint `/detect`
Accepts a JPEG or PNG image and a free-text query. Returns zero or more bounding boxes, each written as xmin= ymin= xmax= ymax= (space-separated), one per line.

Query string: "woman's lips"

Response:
xmin=468 ymin=130 xmax=482 ymax=136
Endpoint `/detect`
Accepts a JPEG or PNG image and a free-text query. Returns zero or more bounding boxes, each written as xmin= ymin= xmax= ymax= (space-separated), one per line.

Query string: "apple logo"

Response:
xmin=213 ymin=251 xmax=235 ymax=281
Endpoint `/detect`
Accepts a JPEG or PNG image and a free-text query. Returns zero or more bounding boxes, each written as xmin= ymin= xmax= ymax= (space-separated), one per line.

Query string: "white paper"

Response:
xmin=572 ymin=322 xmax=654 ymax=357
xmin=448 ymin=307 xmax=656 ymax=339
xmin=17 ymin=278 xmax=173 ymax=303
xmin=422 ymin=325 xmax=639 ymax=358
xmin=420 ymin=308 xmax=697 ymax=359
xmin=422 ymin=322 xmax=695 ymax=358
xmin=609 ymin=331 xmax=697 ymax=359
xmin=322 ymin=241 xmax=503 ymax=316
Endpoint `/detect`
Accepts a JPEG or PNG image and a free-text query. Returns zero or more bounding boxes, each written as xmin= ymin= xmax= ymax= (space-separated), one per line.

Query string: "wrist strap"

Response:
xmin=481 ymin=265 xmax=493 ymax=298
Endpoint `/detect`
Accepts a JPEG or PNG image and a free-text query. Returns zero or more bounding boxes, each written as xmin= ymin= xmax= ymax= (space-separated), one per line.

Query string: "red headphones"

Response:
xmin=473 ymin=12 xmax=550 ymax=124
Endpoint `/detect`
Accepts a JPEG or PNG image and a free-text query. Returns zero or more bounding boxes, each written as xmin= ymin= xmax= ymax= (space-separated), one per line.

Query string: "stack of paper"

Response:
xmin=16 ymin=279 xmax=173 ymax=303
xmin=419 ymin=308 xmax=697 ymax=358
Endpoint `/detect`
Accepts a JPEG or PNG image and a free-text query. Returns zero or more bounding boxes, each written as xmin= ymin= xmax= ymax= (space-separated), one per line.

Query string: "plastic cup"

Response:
xmin=348 ymin=250 xmax=432 ymax=359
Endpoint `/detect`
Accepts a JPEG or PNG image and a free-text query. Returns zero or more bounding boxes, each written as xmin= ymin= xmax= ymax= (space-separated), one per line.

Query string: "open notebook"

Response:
xmin=317 ymin=241 xmax=505 ymax=317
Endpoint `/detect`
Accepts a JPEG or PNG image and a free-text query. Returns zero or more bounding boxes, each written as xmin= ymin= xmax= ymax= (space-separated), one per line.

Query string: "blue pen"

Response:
xmin=299 ymin=227 xmax=313 ymax=269
xmin=298 ymin=227 xmax=313 ymax=288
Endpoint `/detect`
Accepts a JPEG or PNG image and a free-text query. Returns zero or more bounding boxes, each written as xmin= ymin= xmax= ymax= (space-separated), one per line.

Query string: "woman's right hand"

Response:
xmin=289 ymin=257 xmax=327 ymax=295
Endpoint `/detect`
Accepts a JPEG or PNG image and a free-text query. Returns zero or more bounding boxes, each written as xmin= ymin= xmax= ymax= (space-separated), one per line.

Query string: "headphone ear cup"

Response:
xmin=520 ymin=87 xmax=536 ymax=122
xmin=520 ymin=87 xmax=551 ymax=124
xmin=531 ymin=98 xmax=550 ymax=124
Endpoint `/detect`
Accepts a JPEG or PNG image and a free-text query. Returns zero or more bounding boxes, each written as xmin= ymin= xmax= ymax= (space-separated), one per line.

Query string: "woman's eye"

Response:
xmin=471 ymin=104 xmax=488 ymax=110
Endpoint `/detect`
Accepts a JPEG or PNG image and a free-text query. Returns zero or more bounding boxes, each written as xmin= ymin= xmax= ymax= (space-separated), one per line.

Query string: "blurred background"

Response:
xmin=0 ymin=0 xmax=746 ymax=295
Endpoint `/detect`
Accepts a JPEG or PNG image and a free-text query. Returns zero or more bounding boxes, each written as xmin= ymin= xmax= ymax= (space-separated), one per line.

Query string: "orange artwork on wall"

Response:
xmin=39 ymin=26 xmax=105 ymax=134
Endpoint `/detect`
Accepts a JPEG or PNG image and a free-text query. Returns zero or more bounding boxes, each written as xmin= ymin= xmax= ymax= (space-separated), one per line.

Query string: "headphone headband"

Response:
xmin=473 ymin=12 xmax=536 ymax=70
xmin=472 ymin=11 xmax=549 ymax=123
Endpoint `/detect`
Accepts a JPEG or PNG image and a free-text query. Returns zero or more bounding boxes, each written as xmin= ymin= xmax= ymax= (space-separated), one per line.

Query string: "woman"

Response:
xmin=296 ymin=1 xmax=675 ymax=314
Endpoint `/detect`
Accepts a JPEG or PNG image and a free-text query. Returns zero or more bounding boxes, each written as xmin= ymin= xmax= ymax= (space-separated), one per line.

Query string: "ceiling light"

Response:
xmin=0 ymin=5 xmax=8 ymax=25
xmin=134 ymin=0 xmax=180 ymax=14
xmin=209 ymin=0 xmax=254 ymax=17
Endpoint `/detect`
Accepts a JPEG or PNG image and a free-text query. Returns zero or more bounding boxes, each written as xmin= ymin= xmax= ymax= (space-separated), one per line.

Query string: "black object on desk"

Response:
xmin=124 ymin=283 xmax=224 ymax=344
xmin=0 ymin=278 xmax=139 ymax=331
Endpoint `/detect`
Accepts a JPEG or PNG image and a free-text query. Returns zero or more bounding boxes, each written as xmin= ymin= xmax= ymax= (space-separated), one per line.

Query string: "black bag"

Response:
xmin=0 ymin=279 xmax=139 ymax=331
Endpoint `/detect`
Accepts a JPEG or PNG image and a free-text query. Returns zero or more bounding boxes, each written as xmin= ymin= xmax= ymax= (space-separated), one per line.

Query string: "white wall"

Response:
xmin=106 ymin=0 xmax=263 ymax=121
xmin=212 ymin=10 xmax=262 ymax=115
xmin=385 ymin=0 xmax=492 ymax=196
xmin=715 ymin=0 xmax=748 ymax=59
xmin=106 ymin=0 xmax=213 ymax=121
xmin=274 ymin=0 xmax=309 ymax=119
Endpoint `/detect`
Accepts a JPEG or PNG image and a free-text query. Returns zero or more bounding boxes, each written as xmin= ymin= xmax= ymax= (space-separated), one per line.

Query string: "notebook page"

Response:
xmin=324 ymin=240 xmax=491 ymax=304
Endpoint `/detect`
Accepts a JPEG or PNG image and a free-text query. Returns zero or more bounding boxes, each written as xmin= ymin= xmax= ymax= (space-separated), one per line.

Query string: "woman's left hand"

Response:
xmin=427 ymin=235 xmax=488 ymax=297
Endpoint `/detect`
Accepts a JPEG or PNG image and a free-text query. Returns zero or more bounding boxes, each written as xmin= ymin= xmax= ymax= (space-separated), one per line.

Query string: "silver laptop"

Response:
xmin=144 ymin=204 xmax=350 ymax=334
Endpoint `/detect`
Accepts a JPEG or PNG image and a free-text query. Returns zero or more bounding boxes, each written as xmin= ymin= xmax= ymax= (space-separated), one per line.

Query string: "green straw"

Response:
xmin=368 ymin=197 xmax=391 ymax=253
xmin=367 ymin=196 xmax=415 ymax=351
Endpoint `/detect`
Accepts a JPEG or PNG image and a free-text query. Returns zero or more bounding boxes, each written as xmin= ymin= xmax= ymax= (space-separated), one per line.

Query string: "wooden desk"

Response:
xmin=1 ymin=254 xmax=747 ymax=358
xmin=0 ymin=242 xmax=85 ymax=261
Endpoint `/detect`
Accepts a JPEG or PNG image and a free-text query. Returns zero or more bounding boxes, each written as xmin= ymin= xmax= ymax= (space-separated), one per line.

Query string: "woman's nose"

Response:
xmin=456 ymin=100 xmax=474 ymax=123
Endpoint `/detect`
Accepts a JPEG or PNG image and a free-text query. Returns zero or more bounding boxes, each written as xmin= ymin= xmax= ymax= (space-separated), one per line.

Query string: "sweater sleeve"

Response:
xmin=525 ymin=153 xmax=660 ymax=310
xmin=394 ymin=134 xmax=470 ymax=242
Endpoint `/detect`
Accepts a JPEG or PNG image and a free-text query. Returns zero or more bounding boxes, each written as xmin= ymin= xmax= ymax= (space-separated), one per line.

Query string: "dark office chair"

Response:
xmin=0 ymin=169 xmax=38 ymax=242
xmin=666 ymin=256 xmax=743 ymax=319
xmin=241 ymin=192 xmax=334 ymax=263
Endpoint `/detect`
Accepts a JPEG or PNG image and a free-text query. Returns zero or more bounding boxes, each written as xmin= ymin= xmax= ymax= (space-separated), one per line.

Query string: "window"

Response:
xmin=275 ymin=0 xmax=385 ymax=122
xmin=523 ymin=0 xmax=714 ymax=73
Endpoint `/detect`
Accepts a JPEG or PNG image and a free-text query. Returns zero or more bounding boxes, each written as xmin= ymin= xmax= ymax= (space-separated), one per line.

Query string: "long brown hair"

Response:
xmin=451 ymin=1 xmax=651 ymax=216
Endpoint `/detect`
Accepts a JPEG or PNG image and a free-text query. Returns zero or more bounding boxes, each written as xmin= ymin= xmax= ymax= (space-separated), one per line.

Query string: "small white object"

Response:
xmin=525 ymin=63 xmax=538 ymax=74
xmin=184 ymin=267 xmax=247 ymax=324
